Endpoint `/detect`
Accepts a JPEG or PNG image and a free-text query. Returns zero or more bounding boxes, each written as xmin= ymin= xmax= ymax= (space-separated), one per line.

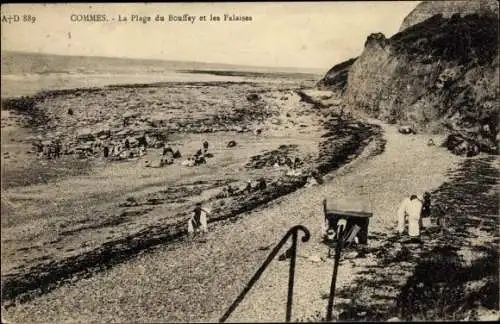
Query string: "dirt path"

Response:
xmin=1 ymin=117 xmax=462 ymax=323
xmin=224 ymin=121 xmax=462 ymax=322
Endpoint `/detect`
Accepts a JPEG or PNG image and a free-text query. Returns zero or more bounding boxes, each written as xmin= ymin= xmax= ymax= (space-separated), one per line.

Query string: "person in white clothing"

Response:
xmin=397 ymin=194 xmax=424 ymax=237
xmin=188 ymin=203 xmax=210 ymax=235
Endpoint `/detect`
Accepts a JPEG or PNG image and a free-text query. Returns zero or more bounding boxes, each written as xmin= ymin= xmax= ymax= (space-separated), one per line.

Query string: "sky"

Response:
xmin=1 ymin=2 xmax=419 ymax=70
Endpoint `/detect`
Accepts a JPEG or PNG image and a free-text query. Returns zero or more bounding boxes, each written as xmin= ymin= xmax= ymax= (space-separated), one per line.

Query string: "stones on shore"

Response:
xmin=398 ymin=125 xmax=415 ymax=135
xmin=246 ymin=93 xmax=261 ymax=102
xmin=442 ymin=133 xmax=497 ymax=157
xmin=308 ymin=254 xmax=322 ymax=263
xmin=245 ymin=144 xmax=303 ymax=169
xmin=386 ymin=317 xmax=401 ymax=322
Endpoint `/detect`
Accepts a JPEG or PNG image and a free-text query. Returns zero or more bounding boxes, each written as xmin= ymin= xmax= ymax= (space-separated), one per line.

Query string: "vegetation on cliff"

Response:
xmin=319 ymin=9 xmax=498 ymax=155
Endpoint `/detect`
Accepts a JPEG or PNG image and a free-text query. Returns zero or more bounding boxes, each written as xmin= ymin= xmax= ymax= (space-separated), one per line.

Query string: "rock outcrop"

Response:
xmin=399 ymin=0 xmax=499 ymax=32
xmin=317 ymin=57 xmax=357 ymax=91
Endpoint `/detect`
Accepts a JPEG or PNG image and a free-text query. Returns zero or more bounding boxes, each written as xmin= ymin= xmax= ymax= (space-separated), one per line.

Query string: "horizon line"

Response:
xmin=1 ymin=49 xmax=328 ymax=74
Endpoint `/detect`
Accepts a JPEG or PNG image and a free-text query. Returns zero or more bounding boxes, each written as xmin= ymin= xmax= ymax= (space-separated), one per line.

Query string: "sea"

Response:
xmin=1 ymin=51 xmax=324 ymax=98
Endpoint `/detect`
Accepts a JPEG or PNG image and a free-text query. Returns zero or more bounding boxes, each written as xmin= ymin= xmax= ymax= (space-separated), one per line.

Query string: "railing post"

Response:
xmin=286 ymin=230 xmax=298 ymax=322
xmin=326 ymin=226 xmax=345 ymax=322
xmin=219 ymin=225 xmax=310 ymax=323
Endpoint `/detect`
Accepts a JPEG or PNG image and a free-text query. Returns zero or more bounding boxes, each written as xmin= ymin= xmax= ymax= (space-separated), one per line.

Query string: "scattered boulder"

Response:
xmin=387 ymin=317 xmax=401 ymax=322
xmin=125 ymin=197 xmax=139 ymax=207
xmin=286 ymin=169 xmax=303 ymax=177
xmin=148 ymin=114 xmax=167 ymax=128
xmin=444 ymin=134 xmax=480 ymax=157
xmin=123 ymin=111 xmax=141 ymax=119
xmin=398 ymin=125 xmax=415 ymax=135
xmin=427 ymin=139 xmax=436 ymax=146
xmin=182 ymin=158 xmax=195 ymax=167
xmin=76 ymin=128 xmax=94 ymax=141
xmin=95 ymin=125 xmax=111 ymax=138
xmin=308 ymin=255 xmax=322 ymax=263
xmin=305 ymin=176 xmax=319 ymax=187
xmin=246 ymin=93 xmax=261 ymax=102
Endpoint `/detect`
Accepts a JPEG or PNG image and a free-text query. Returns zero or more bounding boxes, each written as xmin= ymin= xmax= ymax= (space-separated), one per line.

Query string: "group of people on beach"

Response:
xmin=272 ymin=156 xmax=303 ymax=169
xmin=182 ymin=140 xmax=210 ymax=167
xmin=103 ymin=134 xmax=152 ymax=160
xmin=33 ymin=133 xmax=161 ymax=161
xmin=33 ymin=139 xmax=63 ymax=159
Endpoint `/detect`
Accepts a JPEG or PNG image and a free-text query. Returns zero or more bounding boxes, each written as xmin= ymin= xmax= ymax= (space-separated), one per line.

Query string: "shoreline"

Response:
xmin=1 ymin=82 xmax=384 ymax=306
xmin=0 ymin=75 xmax=316 ymax=100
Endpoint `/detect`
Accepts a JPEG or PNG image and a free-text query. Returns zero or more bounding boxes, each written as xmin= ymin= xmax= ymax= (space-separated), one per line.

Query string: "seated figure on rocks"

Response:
xmin=164 ymin=155 xmax=174 ymax=165
xmin=103 ymin=146 xmax=109 ymax=158
xmin=194 ymin=155 xmax=206 ymax=165
xmin=163 ymin=148 xmax=174 ymax=160
xmin=257 ymin=178 xmax=267 ymax=190
xmin=163 ymin=146 xmax=173 ymax=156
xmin=188 ymin=203 xmax=210 ymax=236
xmin=293 ymin=157 xmax=303 ymax=169
xmin=33 ymin=140 xmax=43 ymax=154
xmin=245 ymin=180 xmax=254 ymax=193
xmin=138 ymin=146 xmax=146 ymax=157
xmin=138 ymin=134 xmax=148 ymax=149
xmin=54 ymin=141 xmax=61 ymax=159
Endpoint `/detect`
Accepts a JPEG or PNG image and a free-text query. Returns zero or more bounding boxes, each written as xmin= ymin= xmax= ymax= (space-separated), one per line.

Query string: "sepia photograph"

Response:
xmin=1 ymin=1 xmax=498 ymax=322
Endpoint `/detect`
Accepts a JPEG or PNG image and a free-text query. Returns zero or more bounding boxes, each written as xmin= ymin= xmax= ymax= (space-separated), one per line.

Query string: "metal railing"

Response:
xmin=219 ymin=225 xmax=311 ymax=323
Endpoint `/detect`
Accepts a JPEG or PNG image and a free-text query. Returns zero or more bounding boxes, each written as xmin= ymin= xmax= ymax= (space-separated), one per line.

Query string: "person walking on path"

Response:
xmin=397 ymin=193 xmax=429 ymax=238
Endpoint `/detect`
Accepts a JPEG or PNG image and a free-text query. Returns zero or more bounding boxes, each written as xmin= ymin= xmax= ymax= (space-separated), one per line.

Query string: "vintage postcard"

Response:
xmin=1 ymin=2 xmax=498 ymax=323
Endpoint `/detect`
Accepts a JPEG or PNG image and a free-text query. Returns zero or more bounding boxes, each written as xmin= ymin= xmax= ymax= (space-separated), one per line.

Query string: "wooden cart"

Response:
xmin=322 ymin=199 xmax=373 ymax=245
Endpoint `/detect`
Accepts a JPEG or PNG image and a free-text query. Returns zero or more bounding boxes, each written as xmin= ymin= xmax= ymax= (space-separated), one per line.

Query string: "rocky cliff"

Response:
xmin=316 ymin=57 xmax=356 ymax=91
xmin=399 ymin=0 xmax=499 ymax=32
xmin=319 ymin=1 xmax=499 ymax=155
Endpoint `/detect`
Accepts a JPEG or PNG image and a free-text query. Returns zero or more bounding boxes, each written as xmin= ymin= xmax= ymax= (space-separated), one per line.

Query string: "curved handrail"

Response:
xmin=219 ymin=225 xmax=310 ymax=323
